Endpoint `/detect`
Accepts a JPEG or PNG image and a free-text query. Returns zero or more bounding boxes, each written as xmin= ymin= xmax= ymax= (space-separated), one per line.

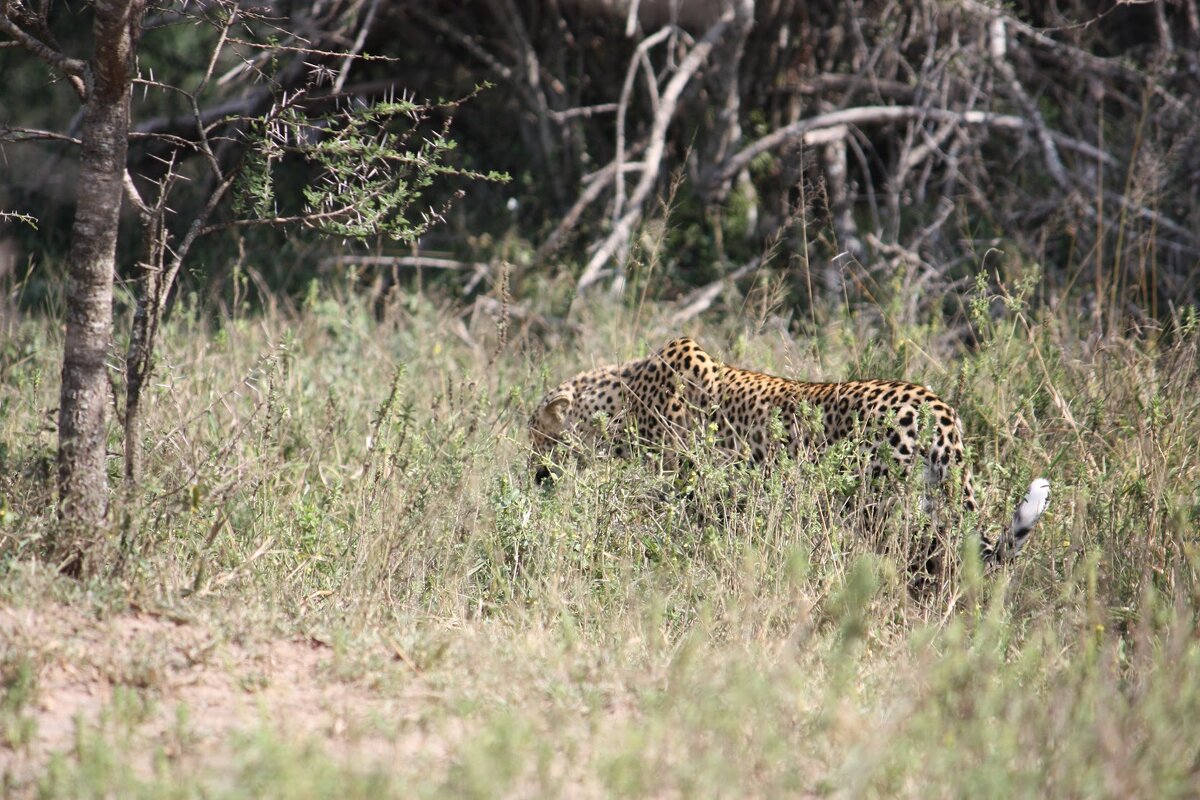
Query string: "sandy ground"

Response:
xmin=0 ymin=600 xmax=457 ymax=787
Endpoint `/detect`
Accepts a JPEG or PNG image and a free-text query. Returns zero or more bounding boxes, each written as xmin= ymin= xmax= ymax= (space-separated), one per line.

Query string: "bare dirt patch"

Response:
xmin=0 ymin=600 xmax=455 ymax=787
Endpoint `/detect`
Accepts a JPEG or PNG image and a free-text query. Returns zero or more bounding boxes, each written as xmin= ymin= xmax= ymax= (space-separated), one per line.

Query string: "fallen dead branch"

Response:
xmin=666 ymin=258 xmax=761 ymax=327
xmin=712 ymin=105 xmax=1117 ymax=189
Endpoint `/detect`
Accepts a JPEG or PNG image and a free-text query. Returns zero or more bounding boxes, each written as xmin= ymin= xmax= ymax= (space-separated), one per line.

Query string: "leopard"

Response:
xmin=529 ymin=336 xmax=1050 ymax=567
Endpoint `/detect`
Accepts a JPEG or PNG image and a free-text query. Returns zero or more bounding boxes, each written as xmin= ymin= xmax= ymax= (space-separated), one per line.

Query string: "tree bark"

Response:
xmin=56 ymin=0 xmax=143 ymax=569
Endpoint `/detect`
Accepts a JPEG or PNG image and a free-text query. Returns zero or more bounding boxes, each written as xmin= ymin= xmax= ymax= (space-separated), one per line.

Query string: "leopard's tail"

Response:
xmin=982 ymin=478 xmax=1051 ymax=566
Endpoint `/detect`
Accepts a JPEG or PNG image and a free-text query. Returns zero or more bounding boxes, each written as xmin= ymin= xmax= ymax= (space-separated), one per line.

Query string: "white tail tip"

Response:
xmin=1011 ymin=477 xmax=1051 ymax=542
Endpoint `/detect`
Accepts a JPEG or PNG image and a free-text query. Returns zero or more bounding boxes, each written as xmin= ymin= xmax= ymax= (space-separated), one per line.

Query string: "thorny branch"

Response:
xmin=0 ymin=9 xmax=87 ymax=98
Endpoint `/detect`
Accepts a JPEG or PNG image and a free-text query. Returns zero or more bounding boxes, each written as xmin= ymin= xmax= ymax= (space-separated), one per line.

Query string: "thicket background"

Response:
xmin=3 ymin=0 xmax=1198 ymax=317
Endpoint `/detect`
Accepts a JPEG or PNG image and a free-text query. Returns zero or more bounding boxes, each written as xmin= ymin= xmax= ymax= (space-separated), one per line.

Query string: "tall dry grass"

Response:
xmin=1 ymin=271 xmax=1198 ymax=796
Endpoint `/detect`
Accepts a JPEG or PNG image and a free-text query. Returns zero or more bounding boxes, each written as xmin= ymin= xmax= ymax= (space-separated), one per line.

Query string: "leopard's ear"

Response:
xmin=539 ymin=388 xmax=574 ymax=426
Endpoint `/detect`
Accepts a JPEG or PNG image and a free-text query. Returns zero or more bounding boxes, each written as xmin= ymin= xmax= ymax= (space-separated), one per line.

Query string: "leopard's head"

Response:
xmin=528 ymin=385 xmax=576 ymax=485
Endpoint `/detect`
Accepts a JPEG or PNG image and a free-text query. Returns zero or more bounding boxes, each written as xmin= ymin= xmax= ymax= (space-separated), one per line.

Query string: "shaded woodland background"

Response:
xmin=3 ymin=0 xmax=1198 ymax=326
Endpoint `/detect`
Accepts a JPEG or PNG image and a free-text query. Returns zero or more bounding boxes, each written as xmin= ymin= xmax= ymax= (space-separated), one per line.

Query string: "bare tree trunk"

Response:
xmin=55 ymin=0 xmax=144 ymax=570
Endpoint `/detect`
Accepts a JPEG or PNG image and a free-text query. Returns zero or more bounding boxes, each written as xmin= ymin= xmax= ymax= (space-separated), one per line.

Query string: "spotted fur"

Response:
xmin=529 ymin=337 xmax=1050 ymax=566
